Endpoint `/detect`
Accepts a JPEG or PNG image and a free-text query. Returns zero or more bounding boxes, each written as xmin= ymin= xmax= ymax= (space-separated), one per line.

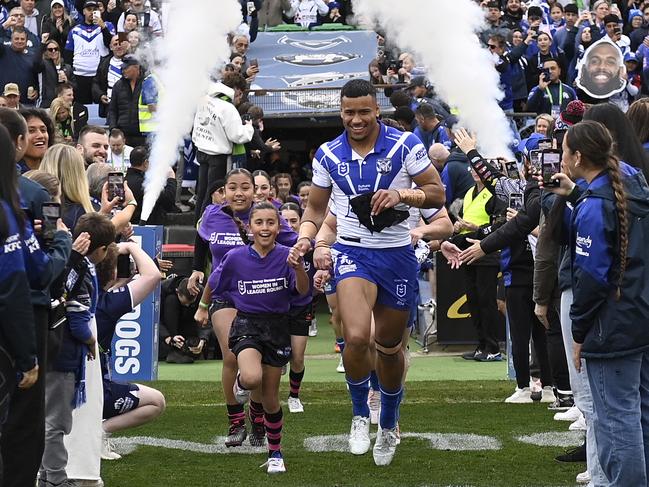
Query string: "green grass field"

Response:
xmin=103 ymin=316 xmax=584 ymax=487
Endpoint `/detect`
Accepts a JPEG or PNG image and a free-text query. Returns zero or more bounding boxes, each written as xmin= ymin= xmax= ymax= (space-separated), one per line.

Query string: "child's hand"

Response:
xmin=73 ymin=232 xmax=91 ymax=255
xmin=287 ymin=247 xmax=305 ymax=269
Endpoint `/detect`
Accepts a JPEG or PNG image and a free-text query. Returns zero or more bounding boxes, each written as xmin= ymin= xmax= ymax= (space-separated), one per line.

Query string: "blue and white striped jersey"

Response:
xmin=312 ymin=122 xmax=433 ymax=249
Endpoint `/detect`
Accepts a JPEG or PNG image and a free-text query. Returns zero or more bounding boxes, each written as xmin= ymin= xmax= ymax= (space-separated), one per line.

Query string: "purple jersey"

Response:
xmin=213 ymin=244 xmax=298 ymax=314
xmin=198 ymin=203 xmax=298 ymax=299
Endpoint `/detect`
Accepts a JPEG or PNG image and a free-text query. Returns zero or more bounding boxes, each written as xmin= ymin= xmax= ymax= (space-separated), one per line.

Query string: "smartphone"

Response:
xmin=509 ymin=192 xmax=524 ymax=211
xmin=504 ymin=160 xmax=520 ymax=179
xmin=247 ymin=0 xmax=255 ymax=15
xmin=541 ymin=68 xmax=551 ymax=81
xmin=93 ymin=10 xmax=100 ymax=20
xmin=241 ymin=113 xmax=252 ymax=123
xmin=117 ymin=254 xmax=131 ymax=278
xmin=529 ymin=149 xmax=542 ymax=171
xmin=249 ymin=58 xmax=258 ymax=68
xmin=41 ymin=202 xmax=60 ymax=246
xmin=538 ymin=138 xmax=552 ymax=151
xmin=108 ymin=172 xmax=125 ymax=202
xmin=541 ymin=149 xmax=562 ymax=187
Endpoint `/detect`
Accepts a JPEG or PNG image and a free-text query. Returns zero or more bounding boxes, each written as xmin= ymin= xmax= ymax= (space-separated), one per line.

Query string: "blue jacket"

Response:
xmin=570 ymin=169 xmax=649 ymax=358
xmin=19 ymin=175 xmax=73 ymax=306
xmin=54 ymin=251 xmax=97 ymax=373
xmin=0 ymin=200 xmax=37 ymax=372
xmin=441 ymin=150 xmax=475 ymax=208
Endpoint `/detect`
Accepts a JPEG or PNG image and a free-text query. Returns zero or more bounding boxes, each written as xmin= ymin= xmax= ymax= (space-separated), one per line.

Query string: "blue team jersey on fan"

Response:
xmin=311 ymin=122 xmax=433 ymax=249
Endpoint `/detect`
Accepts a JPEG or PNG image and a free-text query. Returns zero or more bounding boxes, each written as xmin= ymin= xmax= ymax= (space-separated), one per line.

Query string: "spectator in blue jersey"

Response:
xmin=0 ymin=123 xmax=39 ymax=487
xmin=527 ymin=57 xmax=576 ymax=116
xmin=414 ymin=103 xmax=451 ymax=151
xmin=107 ymin=55 xmax=143 ymax=147
xmin=488 ymin=33 xmax=514 ymax=113
xmin=0 ymin=28 xmax=42 ymax=106
xmin=65 ymin=0 xmax=115 ymax=104
xmin=92 ymin=34 xmax=128 ymax=118
xmin=93 ymin=241 xmax=165 ymax=461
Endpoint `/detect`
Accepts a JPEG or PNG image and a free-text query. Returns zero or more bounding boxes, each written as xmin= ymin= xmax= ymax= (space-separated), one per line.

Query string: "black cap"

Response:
xmin=121 ymin=56 xmax=140 ymax=68
xmin=603 ymin=14 xmax=620 ymax=25
xmin=407 ymin=76 xmax=429 ymax=90
xmin=564 ymin=4 xmax=578 ymax=14
xmin=83 ymin=0 xmax=99 ymax=8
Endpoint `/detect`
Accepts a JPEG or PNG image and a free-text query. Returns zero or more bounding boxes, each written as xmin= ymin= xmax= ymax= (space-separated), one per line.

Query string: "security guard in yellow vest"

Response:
xmin=139 ymin=72 xmax=163 ymax=134
xmin=446 ymin=167 xmax=507 ymax=362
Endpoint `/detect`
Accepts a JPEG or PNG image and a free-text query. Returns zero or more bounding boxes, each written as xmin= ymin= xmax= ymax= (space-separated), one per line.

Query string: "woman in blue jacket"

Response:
xmin=550 ymin=120 xmax=649 ymax=486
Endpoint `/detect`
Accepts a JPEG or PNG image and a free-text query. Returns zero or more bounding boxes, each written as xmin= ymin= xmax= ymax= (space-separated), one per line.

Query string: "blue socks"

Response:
xmin=369 ymin=370 xmax=379 ymax=391
xmin=336 ymin=337 xmax=345 ymax=353
xmin=379 ymin=385 xmax=403 ymax=430
xmin=346 ymin=374 xmax=370 ymax=417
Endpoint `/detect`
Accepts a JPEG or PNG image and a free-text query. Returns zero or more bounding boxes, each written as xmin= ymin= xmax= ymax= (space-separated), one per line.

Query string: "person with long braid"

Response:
xmin=543 ymin=120 xmax=649 ymax=486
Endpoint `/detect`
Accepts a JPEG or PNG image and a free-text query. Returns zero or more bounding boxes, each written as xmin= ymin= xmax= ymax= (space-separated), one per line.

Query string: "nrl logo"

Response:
xmin=277 ymin=35 xmax=351 ymax=51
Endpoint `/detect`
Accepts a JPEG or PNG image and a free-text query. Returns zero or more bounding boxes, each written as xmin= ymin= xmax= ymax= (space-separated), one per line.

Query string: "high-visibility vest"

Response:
xmin=461 ymin=185 xmax=492 ymax=233
xmin=139 ymin=73 xmax=162 ymax=133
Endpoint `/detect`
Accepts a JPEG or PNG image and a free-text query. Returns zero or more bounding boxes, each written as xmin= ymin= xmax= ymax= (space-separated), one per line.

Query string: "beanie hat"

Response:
xmin=559 ymin=100 xmax=586 ymax=127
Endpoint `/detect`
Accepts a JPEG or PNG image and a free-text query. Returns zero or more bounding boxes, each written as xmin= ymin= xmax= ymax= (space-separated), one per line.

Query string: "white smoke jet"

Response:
xmin=140 ymin=0 xmax=242 ymax=222
xmin=353 ymin=0 xmax=513 ymax=158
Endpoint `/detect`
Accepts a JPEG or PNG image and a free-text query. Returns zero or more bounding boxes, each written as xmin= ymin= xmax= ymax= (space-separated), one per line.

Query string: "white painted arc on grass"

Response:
xmin=515 ymin=432 xmax=584 ymax=448
xmin=111 ymin=431 xmax=578 ymax=456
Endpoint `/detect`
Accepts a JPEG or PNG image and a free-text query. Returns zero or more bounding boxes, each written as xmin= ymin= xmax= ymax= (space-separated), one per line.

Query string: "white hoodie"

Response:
xmin=192 ymin=82 xmax=254 ymax=156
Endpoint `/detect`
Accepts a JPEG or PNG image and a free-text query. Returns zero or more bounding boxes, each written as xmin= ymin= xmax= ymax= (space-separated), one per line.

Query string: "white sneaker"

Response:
xmin=348 ymin=416 xmax=371 ymax=455
xmin=504 ymin=387 xmax=533 ymax=403
xmin=373 ymin=426 xmax=399 ymax=466
xmin=260 ymin=452 xmax=286 ymax=474
xmin=569 ymin=414 xmax=587 ymax=431
xmin=336 ymin=356 xmax=345 ymax=373
xmin=308 ymin=319 xmax=318 ymax=337
xmin=233 ymin=372 xmax=251 ymax=405
xmin=368 ymin=389 xmax=380 ymax=425
xmin=287 ymin=396 xmax=304 ymax=413
xmin=554 ymin=405 xmax=582 ymax=422
xmin=541 ymin=386 xmax=556 ymax=403
xmin=576 ymin=470 xmax=591 ymax=484
xmin=101 ymin=432 xmax=122 ymax=461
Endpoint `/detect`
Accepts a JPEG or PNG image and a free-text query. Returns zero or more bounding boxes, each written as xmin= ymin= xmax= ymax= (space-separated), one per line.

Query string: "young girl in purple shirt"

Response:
xmin=191 ymin=169 xmax=297 ymax=448
xmin=212 ymin=202 xmax=309 ymax=474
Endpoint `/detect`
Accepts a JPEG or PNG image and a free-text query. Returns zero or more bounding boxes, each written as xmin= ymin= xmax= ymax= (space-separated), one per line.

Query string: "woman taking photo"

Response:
xmin=41 ymin=0 xmax=74 ymax=50
xmin=546 ymin=120 xmax=649 ymax=485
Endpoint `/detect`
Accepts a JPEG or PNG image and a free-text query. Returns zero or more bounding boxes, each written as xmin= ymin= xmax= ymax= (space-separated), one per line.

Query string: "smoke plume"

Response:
xmin=140 ymin=0 xmax=242 ymax=221
xmin=353 ymin=0 xmax=513 ymax=158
